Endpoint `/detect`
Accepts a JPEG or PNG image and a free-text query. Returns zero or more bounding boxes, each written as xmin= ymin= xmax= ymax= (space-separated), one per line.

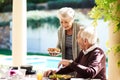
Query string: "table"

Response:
xmin=71 ymin=78 xmax=101 ymax=80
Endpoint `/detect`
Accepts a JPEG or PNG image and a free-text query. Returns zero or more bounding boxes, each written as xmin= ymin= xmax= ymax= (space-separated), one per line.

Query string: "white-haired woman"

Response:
xmin=48 ymin=7 xmax=84 ymax=61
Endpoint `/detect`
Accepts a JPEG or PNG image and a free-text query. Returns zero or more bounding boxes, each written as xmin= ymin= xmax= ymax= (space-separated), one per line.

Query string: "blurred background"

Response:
xmin=0 ymin=0 xmax=108 ymax=77
xmin=0 ymin=0 xmax=108 ymax=56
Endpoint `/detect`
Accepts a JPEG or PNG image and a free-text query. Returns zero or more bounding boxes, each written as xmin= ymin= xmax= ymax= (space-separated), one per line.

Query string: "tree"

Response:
xmin=89 ymin=0 xmax=120 ymax=79
xmin=0 ymin=0 xmax=12 ymax=12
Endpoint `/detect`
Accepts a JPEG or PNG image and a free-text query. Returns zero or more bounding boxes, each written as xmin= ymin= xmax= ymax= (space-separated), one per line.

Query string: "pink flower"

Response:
xmin=9 ymin=70 xmax=16 ymax=76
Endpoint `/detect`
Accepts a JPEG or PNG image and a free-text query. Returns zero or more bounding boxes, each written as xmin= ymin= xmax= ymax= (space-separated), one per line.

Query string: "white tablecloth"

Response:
xmin=71 ymin=78 xmax=100 ymax=80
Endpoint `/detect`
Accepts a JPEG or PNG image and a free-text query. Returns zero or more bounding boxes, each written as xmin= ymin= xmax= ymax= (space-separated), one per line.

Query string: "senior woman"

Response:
xmin=48 ymin=7 xmax=84 ymax=60
xmin=44 ymin=27 xmax=106 ymax=80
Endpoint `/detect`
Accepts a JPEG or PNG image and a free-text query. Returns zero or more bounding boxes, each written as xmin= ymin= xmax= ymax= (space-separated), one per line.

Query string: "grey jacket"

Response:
xmin=56 ymin=22 xmax=84 ymax=60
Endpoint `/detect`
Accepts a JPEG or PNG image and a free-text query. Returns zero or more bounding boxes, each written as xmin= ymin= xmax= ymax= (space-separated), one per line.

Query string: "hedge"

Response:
xmin=0 ymin=21 xmax=9 ymax=27
xmin=0 ymin=49 xmax=61 ymax=57
xmin=27 ymin=16 xmax=60 ymax=29
xmin=47 ymin=0 xmax=95 ymax=9
xmin=27 ymin=0 xmax=47 ymax=3
xmin=27 ymin=3 xmax=36 ymax=11
xmin=2 ymin=4 xmax=12 ymax=12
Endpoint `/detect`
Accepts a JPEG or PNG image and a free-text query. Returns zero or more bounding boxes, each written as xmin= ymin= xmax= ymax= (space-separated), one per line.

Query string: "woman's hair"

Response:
xmin=57 ymin=7 xmax=75 ymax=20
xmin=80 ymin=27 xmax=98 ymax=45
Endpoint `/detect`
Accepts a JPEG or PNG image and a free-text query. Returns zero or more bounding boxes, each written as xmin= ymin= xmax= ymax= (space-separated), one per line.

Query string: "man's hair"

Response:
xmin=80 ymin=27 xmax=98 ymax=44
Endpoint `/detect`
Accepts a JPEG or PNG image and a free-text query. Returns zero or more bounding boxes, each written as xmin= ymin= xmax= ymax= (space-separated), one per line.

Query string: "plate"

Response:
xmin=48 ymin=48 xmax=61 ymax=56
xmin=49 ymin=74 xmax=72 ymax=80
xmin=48 ymin=48 xmax=60 ymax=53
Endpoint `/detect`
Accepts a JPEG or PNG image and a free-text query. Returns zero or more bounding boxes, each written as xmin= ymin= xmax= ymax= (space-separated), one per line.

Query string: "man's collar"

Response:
xmin=83 ymin=44 xmax=98 ymax=55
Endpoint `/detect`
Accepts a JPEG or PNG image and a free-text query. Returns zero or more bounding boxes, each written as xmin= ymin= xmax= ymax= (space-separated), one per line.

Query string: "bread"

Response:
xmin=48 ymin=48 xmax=60 ymax=53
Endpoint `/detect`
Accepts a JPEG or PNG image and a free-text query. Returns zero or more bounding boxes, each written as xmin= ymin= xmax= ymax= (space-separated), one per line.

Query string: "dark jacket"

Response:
xmin=57 ymin=47 xmax=106 ymax=80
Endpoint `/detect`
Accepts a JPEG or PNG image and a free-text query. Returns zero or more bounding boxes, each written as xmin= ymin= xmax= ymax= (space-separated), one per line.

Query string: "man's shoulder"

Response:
xmin=92 ymin=47 xmax=105 ymax=55
xmin=94 ymin=47 xmax=104 ymax=52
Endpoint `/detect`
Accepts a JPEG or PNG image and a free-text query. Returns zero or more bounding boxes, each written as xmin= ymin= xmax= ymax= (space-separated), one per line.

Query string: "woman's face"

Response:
xmin=59 ymin=18 xmax=73 ymax=30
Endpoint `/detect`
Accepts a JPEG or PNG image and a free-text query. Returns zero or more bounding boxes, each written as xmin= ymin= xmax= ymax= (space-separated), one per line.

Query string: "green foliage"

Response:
xmin=117 ymin=4 xmax=120 ymax=11
xmin=28 ymin=52 xmax=61 ymax=57
xmin=0 ymin=0 xmax=5 ymax=3
xmin=118 ymin=61 xmax=120 ymax=67
xmin=114 ymin=44 xmax=120 ymax=53
xmin=27 ymin=16 xmax=60 ymax=29
xmin=0 ymin=49 xmax=12 ymax=55
xmin=27 ymin=11 xmax=60 ymax=29
xmin=27 ymin=0 xmax=47 ymax=3
xmin=107 ymin=44 xmax=120 ymax=67
xmin=0 ymin=21 xmax=9 ymax=27
xmin=89 ymin=0 xmax=120 ymax=31
xmin=48 ymin=0 xmax=82 ymax=9
xmin=27 ymin=52 xmax=49 ymax=56
xmin=0 ymin=49 xmax=62 ymax=57
xmin=89 ymin=0 xmax=120 ymax=66
xmin=48 ymin=0 xmax=95 ymax=9
xmin=2 ymin=4 xmax=12 ymax=12
xmin=27 ymin=3 xmax=36 ymax=11
xmin=0 ymin=0 xmax=12 ymax=12
xmin=36 ymin=5 xmax=46 ymax=10
xmin=117 ymin=23 xmax=120 ymax=30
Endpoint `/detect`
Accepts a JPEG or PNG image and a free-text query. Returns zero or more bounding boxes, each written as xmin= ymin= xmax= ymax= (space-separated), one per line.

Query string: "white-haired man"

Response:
xmin=44 ymin=27 xmax=106 ymax=80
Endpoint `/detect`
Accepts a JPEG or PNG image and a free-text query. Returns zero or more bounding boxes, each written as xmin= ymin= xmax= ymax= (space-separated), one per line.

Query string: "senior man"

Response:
xmin=44 ymin=27 xmax=106 ymax=80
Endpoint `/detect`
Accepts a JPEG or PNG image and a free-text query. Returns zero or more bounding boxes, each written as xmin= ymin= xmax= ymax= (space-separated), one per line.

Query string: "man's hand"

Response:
xmin=58 ymin=59 xmax=73 ymax=68
xmin=43 ymin=70 xmax=56 ymax=77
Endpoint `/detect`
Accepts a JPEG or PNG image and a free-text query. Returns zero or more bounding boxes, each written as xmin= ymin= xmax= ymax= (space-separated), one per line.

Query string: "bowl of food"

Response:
xmin=47 ymin=48 xmax=61 ymax=56
xmin=49 ymin=74 xmax=72 ymax=80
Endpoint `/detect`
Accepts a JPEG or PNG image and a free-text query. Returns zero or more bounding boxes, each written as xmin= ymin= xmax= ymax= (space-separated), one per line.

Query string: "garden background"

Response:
xmin=0 ymin=0 xmax=108 ymax=56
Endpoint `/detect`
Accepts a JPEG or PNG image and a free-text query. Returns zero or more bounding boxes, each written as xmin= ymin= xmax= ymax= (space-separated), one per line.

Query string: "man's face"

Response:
xmin=77 ymin=31 xmax=85 ymax=50
xmin=59 ymin=18 xmax=73 ymax=30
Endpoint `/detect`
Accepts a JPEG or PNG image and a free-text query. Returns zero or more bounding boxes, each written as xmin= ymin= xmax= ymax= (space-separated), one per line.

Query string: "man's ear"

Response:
xmin=84 ymin=38 xmax=88 ymax=44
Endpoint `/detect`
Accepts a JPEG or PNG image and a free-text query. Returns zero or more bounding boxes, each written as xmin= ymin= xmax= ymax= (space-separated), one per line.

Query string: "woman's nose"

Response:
xmin=61 ymin=23 xmax=65 ymax=26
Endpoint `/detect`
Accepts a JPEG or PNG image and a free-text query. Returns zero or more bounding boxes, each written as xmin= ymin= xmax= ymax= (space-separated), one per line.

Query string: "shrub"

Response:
xmin=36 ymin=5 xmax=46 ymax=10
xmin=27 ymin=3 xmax=36 ymax=11
xmin=0 ymin=21 xmax=9 ymax=27
xmin=27 ymin=0 xmax=47 ymax=3
xmin=0 ymin=49 xmax=12 ymax=56
xmin=0 ymin=0 xmax=12 ymax=12
xmin=27 ymin=16 xmax=60 ymax=29
xmin=2 ymin=4 xmax=12 ymax=12
xmin=47 ymin=0 xmax=95 ymax=9
xmin=47 ymin=0 xmax=82 ymax=9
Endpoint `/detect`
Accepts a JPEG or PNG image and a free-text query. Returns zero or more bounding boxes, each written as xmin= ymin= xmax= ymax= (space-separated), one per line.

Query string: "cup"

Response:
xmin=19 ymin=69 xmax=26 ymax=79
xmin=37 ymin=72 xmax=43 ymax=80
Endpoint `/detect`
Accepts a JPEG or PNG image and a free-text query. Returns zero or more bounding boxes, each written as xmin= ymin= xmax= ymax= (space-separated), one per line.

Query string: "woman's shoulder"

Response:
xmin=58 ymin=26 xmax=63 ymax=31
xmin=73 ymin=22 xmax=85 ymax=32
xmin=57 ymin=26 xmax=64 ymax=34
xmin=73 ymin=22 xmax=85 ymax=28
